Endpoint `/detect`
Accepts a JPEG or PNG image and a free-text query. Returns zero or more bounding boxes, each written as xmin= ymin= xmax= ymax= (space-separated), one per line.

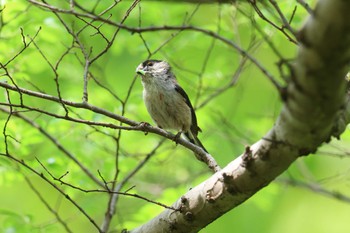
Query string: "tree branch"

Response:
xmin=0 ymin=81 xmax=220 ymax=172
xmin=27 ymin=0 xmax=279 ymax=91
xmin=129 ymin=0 xmax=350 ymax=232
xmin=0 ymin=107 xmax=105 ymax=187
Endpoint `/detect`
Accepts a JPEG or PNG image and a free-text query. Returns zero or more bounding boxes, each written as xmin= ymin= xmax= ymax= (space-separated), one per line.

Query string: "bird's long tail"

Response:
xmin=184 ymin=131 xmax=208 ymax=153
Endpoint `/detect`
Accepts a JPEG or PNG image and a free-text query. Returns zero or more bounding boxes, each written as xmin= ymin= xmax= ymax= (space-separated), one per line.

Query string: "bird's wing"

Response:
xmin=174 ymin=84 xmax=201 ymax=136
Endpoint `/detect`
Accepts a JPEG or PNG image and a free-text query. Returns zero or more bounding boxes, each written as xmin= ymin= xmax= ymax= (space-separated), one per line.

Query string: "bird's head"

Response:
xmin=136 ymin=60 xmax=171 ymax=82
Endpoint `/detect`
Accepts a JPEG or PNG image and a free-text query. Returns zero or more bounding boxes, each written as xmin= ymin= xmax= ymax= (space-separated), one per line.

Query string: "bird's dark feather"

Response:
xmin=184 ymin=132 xmax=208 ymax=153
xmin=142 ymin=59 xmax=163 ymax=67
xmin=174 ymin=84 xmax=201 ymax=136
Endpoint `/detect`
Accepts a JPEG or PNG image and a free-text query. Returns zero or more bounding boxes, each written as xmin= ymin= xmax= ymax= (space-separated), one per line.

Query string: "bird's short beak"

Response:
xmin=136 ymin=64 xmax=147 ymax=76
xmin=136 ymin=69 xmax=146 ymax=76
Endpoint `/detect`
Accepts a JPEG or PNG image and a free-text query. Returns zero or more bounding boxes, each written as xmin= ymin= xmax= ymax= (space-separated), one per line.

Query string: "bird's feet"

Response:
xmin=138 ymin=122 xmax=151 ymax=135
xmin=173 ymin=131 xmax=182 ymax=145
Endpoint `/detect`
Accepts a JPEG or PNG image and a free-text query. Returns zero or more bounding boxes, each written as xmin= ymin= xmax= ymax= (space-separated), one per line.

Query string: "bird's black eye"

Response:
xmin=147 ymin=61 xmax=154 ymax=67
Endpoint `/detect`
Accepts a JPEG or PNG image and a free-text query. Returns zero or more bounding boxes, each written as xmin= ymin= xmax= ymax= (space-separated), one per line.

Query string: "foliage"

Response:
xmin=1 ymin=0 xmax=350 ymax=232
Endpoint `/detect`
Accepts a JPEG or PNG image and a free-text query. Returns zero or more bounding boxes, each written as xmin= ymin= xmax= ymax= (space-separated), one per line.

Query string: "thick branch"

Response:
xmin=130 ymin=0 xmax=350 ymax=232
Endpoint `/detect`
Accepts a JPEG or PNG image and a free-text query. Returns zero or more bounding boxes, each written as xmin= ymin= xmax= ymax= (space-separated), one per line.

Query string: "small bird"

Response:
xmin=136 ymin=59 xmax=208 ymax=153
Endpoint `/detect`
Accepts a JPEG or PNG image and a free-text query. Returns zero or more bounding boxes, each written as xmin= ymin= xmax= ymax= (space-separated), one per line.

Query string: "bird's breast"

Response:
xmin=159 ymin=92 xmax=164 ymax=101
xmin=143 ymin=87 xmax=191 ymax=131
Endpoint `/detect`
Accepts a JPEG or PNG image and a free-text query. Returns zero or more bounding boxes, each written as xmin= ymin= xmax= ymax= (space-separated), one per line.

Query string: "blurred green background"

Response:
xmin=1 ymin=0 xmax=350 ymax=232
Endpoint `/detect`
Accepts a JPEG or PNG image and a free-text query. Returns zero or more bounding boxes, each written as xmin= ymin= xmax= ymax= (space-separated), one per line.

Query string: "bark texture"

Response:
xmin=130 ymin=0 xmax=350 ymax=232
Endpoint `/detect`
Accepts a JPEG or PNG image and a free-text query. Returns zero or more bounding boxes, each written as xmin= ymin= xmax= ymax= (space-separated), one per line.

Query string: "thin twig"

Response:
xmin=278 ymin=178 xmax=350 ymax=204
xmin=23 ymin=174 xmax=73 ymax=233
xmin=29 ymin=36 xmax=70 ymax=115
xmin=249 ymin=0 xmax=298 ymax=44
xmin=197 ymin=56 xmax=248 ymax=109
xmin=28 ymin=0 xmax=278 ymax=89
xmin=269 ymin=0 xmax=297 ymax=37
xmin=35 ymin=157 xmax=178 ymax=210
xmin=0 ymin=152 xmax=102 ymax=232
xmin=0 ymin=81 xmax=220 ymax=171
xmin=194 ymin=3 xmax=221 ymax=108
xmin=90 ymin=0 xmax=141 ymax=64
xmin=0 ymin=107 xmax=105 ymax=187
xmin=296 ymin=0 xmax=314 ymax=15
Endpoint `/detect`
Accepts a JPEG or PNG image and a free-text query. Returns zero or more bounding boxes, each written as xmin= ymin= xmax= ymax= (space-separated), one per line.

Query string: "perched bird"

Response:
xmin=136 ymin=59 xmax=208 ymax=153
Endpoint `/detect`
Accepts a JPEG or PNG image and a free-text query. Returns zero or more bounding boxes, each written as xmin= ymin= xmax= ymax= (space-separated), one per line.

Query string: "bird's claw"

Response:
xmin=173 ymin=131 xmax=182 ymax=145
xmin=138 ymin=122 xmax=151 ymax=135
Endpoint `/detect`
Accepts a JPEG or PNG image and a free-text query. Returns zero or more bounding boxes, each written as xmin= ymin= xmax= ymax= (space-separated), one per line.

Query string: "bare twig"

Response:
xmin=23 ymin=175 xmax=73 ymax=233
xmin=27 ymin=0 xmax=278 ymax=89
xmin=269 ymin=0 xmax=297 ymax=37
xmin=197 ymin=55 xmax=248 ymax=109
xmin=0 ymin=85 xmax=219 ymax=171
xmin=90 ymin=0 xmax=141 ymax=64
xmin=296 ymin=0 xmax=314 ymax=15
xmin=43 ymin=0 xmax=91 ymax=103
xmin=29 ymin=37 xmax=70 ymax=115
xmin=0 ymin=152 xmax=101 ymax=232
xmin=0 ymin=107 xmax=105 ymax=187
xmin=278 ymin=178 xmax=350 ymax=204
xmin=35 ymin=157 xmax=178 ymax=210
xmin=249 ymin=0 xmax=298 ymax=44
xmin=100 ymin=139 xmax=168 ymax=231
xmin=194 ymin=3 xmax=221 ymax=108
xmin=3 ymin=26 xmax=41 ymax=67
xmin=2 ymin=87 xmax=13 ymax=154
